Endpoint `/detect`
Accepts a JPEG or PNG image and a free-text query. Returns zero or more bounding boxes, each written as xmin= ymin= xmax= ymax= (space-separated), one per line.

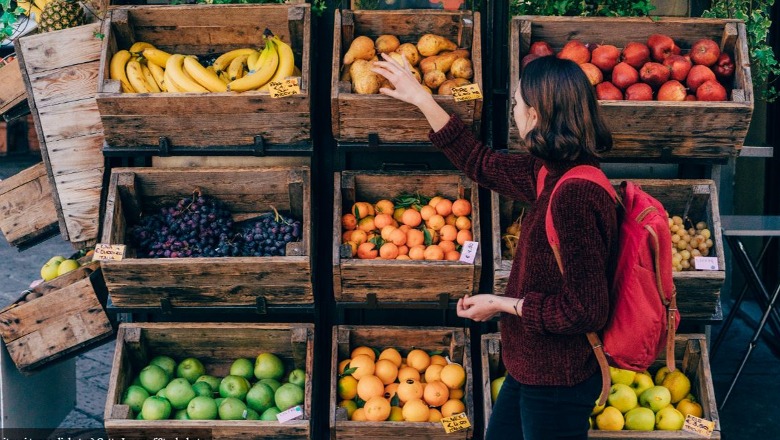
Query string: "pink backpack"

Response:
xmin=537 ymin=165 xmax=680 ymax=405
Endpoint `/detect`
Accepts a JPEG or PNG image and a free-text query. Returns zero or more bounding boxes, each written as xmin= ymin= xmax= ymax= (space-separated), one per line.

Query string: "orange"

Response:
xmin=424 ymin=227 xmax=440 ymax=244
xmin=428 ymin=408 xmax=443 ymax=422
xmin=358 ymin=216 xmax=376 ymax=232
xmin=384 ymin=382 xmax=400 ymax=400
xmin=423 ymin=245 xmax=445 ymax=261
xmin=449 ymin=387 xmax=464 ymax=400
xmin=351 ymin=346 xmax=377 ymax=361
xmin=440 ymin=363 xmax=466 ymax=389
xmin=397 ymin=379 xmax=424 ymax=403
xmin=351 ymin=407 xmax=367 ymax=421
xmin=393 ymin=207 xmax=406 ymax=223
xmin=406 ymin=229 xmax=424 ymax=247
xmin=426 ymin=214 xmax=446 ymax=231
xmin=357 ymin=375 xmax=386 ymax=401
xmin=439 ymin=225 xmax=458 ymax=242
xmin=406 ymin=349 xmax=431 ymax=373
xmin=345 ymin=241 xmax=358 ymax=257
xmin=388 ymin=406 xmax=404 ymax=421
xmin=438 ymin=240 xmax=456 ymax=253
xmin=338 ymin=375 xmax=358 ymax=400
xmin=420 ymin=205 xmax=437 ymax=221
xmin=338 ymin=399 xmax=358 ymax=419
xmin=352 ymin=202 xmax=374 ymax=219
xmin=430 ymin=355 xmax=448 ymax=366
xmin=357 ymin=242 xmax=378 ymax=259
xmin=342 ymin=213 xmax=358 ymax=230
xmin=429 ymin=196 xmax=444 ymax=207
xmin=445 ymin=214 xmax=458 ymax=226
xmin=342 ymin=230 xmax=354 ymax=243
xmin=398 ymin=366 xmax=420 ymax=382
xmin=424 ymin=364 xmax=444 ymax=383
xmin=379 ymin=347 xmax=402 ymax=367
xmin=440 ymin=399 xmax=466 ymax=417
xmin=402 ymin=399 xmax=430 ymax=422
xmin=455 ymin=216 xmax=471 ymax=231
xmin=445 ymin=250 xmax=461 ymax=261
xmin=363 ymin=395 xmax=392 ymax=421
xmin=401 ymin=209 xmax=422 ymax=227
xmin=452 ymin=199 xmax=472 ymax=216
xmin=423 ymin=380 xmax=450 ymax=407
xmin=456 ymin=229 xmax=473 ymax=245
xmin=338 ymin=358 xmax=351 ymax=374
xmin=375 ymin=199 xmax=395 ymax=214
xmin=375 ymin=213 xmax=395 ymax=230
xmin=408 ymin=245 xmax=425 ymax=261
xmin=389 ymin=228 xmax=407 ymax=246
xmin=398 ymin=224 xmax=411 ymax=233
xmin=381 ymin=225 xmax=397 ymax=240
xmin=374 ymin=359 xmax=399 ymax=385
xmin=350 ymin=230 xmax=367 ymax=245
xmin=397 ymin=244 xmax=409 ymax=256
xmin=379 ymin=243 xmax=399 ymax=259
xmin=396 ymin=255 xmax=411 ymax=260
xmin=349 ymin=354 xmax=375 ymax=380
xmin=435 ymin=198 xmax=453 ymax=216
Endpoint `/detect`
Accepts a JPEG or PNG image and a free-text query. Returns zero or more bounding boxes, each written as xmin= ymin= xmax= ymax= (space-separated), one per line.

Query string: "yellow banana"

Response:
xmin=165 ymin=54 xmax=208 ymax=93
xmin=258 ymin=36 xmax=296 ymax=92
xmin=247 ymin=51 xmax=260 ymax=72
xmin=147 ymin=61 xmax=167 ymax=92
xmin=129 ymin=42 xmax=155 ymax=55
xmin=218 ymin=71 xmax=230 ymax=85
xmin=227 ymin=54 xmax=249 ymax=81
xmin=141 ymin=64 xmax=161 ymax=93
xmin=250 ymin=45 xmax=271 ymax=73
xmin=227 ymin=40 xmax=279 ymax=92
xmin=163 ymin=70 xmax=183 ymax=93
xmin=110 ymin=50 xmax=135 ymax=93
xmin=142 ymin=48 xmax=172 ymax=69
xmin=182 ymin=56 xmax=227 ymax=92
xmin=126 ymin=60 xmax=152 ymax=93
xmin=212 ymin=48 xmax=257 ymax=74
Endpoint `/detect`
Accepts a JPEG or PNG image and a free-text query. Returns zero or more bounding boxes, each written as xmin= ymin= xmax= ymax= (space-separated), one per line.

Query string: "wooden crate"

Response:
xmin=491 ymin=179 xmax=723 ymax=320
xmin=0 ymin=162 xmax=59 ymax=248
xmin=482 ymin=333 xmax=720 ymax=439
xmin=0 ymin=262 xmax=113 ymax=373
xmin=96 ymin=4 xmax=312 ymax=153
xmin=332 ymin=171 xmax=481 ymax=305
xmin=330 ymin=325 xmax=474 ymax=439
xmin=508 ymin=16 xmax=753 ymax=161
xmin=331 ymin=9 xmax=482 ymax=144
xmin=0 ymin=57 xmax=27 ymax=115
xmin=100 ymin=166 xmax=313 ymax=309
xmin=15 ymin=23 xmax=107 ymax=247
xmin=105 ymin=322 xmax=314 ymax=439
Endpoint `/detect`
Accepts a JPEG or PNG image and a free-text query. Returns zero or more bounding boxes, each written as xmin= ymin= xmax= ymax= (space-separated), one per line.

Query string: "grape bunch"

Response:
xmin=668 ymin=216 xmax=714 ymax=271
xmin=237 ymin=210 xmax=303 ymax=257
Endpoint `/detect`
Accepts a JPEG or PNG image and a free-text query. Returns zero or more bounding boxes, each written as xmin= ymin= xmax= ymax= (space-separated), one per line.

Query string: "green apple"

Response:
xmin=246 ymin=383 xmax=275 ymax=413
xmin=244 ymin=408 xmax=261 ymax=420
xmin=639 ymin=386 xmax=672 ymax=412
xmin=150 ymin=355 xmax=177 ymax=380
xmin=218 ymin=397 xmax=247 ymax=420
xmin=275 ymin=383 xmax=304 ymax=411
xmin=219 ymin=375 xmax=250 ymax=400
xmin=656 ymin=406 xmax=685 ymax=430
xmin=607 ymin=383 xmax=637 ymax=414
xmin=122 ymin=385 xmax=150 ymax=414
xmin=624 ymin=407 xmax=655 ymax=431
xmin=141 ymin=396 xmax=172 ymax=420
xmin=260 ymin=407 xmax=281 ymax=421
xmin=174 ymin=409 xmax=190 ymax=420
xmin=661 ymin=370 xmax=691 ymax=403
xmin=176 ymin=357 xmax=206 ymax=384
xmin=187 ymin=396 xmax=218 ymax=420
xmin=139 ymin=364 xmax=169 ymax=394
xmin=215 ymin=397 xmax=225 ymax=408
xmin=258 ymin=378 xmax=282 ymax=393
xmin=490 ymin=376 xmax=505 ymax=404
xmin=288 ymin=368 xmax=306 ymax=388
xmin=254 ymin=352 xmax=285 ymax=381
xmin=595 ymin=406 xmax=624 ymax=430
xmin=196 ymin=375 xmax=221 ymax=393
xmin=56 ymin=259 xmax=80 ymax=277
xmin=230 ymin=358 xmax=255 ymax=380
xmin=630 ymin=372 xmax=655 ymax=398
xmin=165 ymin=377 xmax=196 ymax=410
xmin=156 ymin=388 xmax=168 ymax=400
xmin=192 ymin=381 xmax=213 ymax=397
xmin=136 ymin=412 xmax=144 ymax=420
xmin=609 ymin=366 xmax=636 ymax=386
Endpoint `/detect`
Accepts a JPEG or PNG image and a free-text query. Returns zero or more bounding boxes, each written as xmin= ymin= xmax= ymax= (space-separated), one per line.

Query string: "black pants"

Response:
xmin=485 ymin=372 xmax=602 ymax=440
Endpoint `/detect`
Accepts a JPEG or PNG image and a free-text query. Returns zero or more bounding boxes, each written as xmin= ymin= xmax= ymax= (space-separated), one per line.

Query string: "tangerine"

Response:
xmin=379 ymin=243 xmax=399 ymax=260
xmin=438 ymin=240 xmax=456 ymax=253
xmin=384 ymin=382 xmax=400 ymax=400
xmin=408 ymin=245 xmax=426 ymax=260
xmin=342 ymin=230 xmax=354 ymax=243
xmin=398 ymin=224 xmax=411 ymax=233
xmin=363 ymin=396 xmax=391 ymax=421
xmin=455 ymin=216 xmax=471 ymax=231
xmin=397 ymin=379 xmax=424 ymax=403
xmin=402 ymin=399 xmax=430 ymax=422
xmin=388 ymin=406 xmax=404 ymax=421
xmin=439 ymin=225 xmax=458 ymax=242
xmin=357 ymin=375 xmax=386 ymax=401
xmin=357 ymin=242 xmax=378 ymax=259
xmin=374 ymin=359 xmax=399 ymax=385
xmin=429 ymin=196 xmax=444 ymax=207
xmin=440 ymin=364 xmax=466 ymax=389
xmin=406 ymin=229 xmax=424 ymax=247
xmin=440 ymin=399 xmax=466 ymax=417
xmin=351 ymin=202 xmax=374 ymax=219
xmin=452 ymin=199 xmax=472 ymax=216
xmin=393 ymin=207 xmax=406 ymax=223
xmin=342 ymin=213 xmax=357 ymax=230
xmin=351 ymin=408 xmax=367 ymax=421
xmin=389 ymin=228 xmax=407 ymax=246
xmin=424 ymin=364 xmax=444 ymax=383
xmin=426 ymin=214 xmax=446 ymax=231
xmin=420 ymin=205 xmax=437 ymax=221
xmin=397 ymin=244 xmax=409 ymax=256
xmin=358 ymin=216 xmax=376 ymax=232
xmin=396 ymin=255 xmax=411 ymax=260
xmin=427 ymin=408 xmax=443 ymax=422
xmin=423 ymin=245 xmax=445 ymax=261
xmin=338 ymin=399 xmax=358 ymax=419
xmin=375 ymin=214 xmax=395 ymax=230
xmin=338 ymin=375 xmax=358 ymax=400
xmin=350 ymin=230 xmax=367 ymax=245
xmin=423 ymin=380 xmax=450 ymax=407
xmin=435 ymin=198 xmax=453 ymax=216
xmin=401 ymin=209 xmax=422 ymax=227
xmin=381 ymin=225 xmax=397 ymax=240
xmin=398 ymin=366 xmax=421 ymax=382
xmin=406 ymin=349 xmax=431 ymax=373
xmin=379 ymin=348 xmax=402 ymax=367
xmin=375 ymin=199 xmax=395 ymax=214
xmin=456 ymin=229 xmax=473 ymax=245
xmin=338 ymin=359 xmax=351 ymax=374
xmin=351 ymin=346 xmax=377 ymax=361
xmin=445 ymin=250 xmax=461 ymax=261
xmin=445 ymin=214 xmax=458 ymax=226
xmin=449 ymin=388 xmax=464 ymax=400
xmin=349 ymin=354 xmax=375 ymax=380
xmin=430 ymin=355 xmax=448 ymax=366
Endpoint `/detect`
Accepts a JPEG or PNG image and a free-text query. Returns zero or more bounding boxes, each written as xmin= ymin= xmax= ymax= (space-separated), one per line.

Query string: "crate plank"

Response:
xmin=16 ymin=24 xmax=103 ymax=74
xmin=53 ymin=167 xmax=104 ymax=244
xmin=44 ymin=133 xmax=105 ymax=177
xmin=27 ymin=61 xmax=100 ymax=108
xmin=0 ymin=162 xmax=59 ymax=247
xmin=0 ymin=58 xmax=27 ymax=114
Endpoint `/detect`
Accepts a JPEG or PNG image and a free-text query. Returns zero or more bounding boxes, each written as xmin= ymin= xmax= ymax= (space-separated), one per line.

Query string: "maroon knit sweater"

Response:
xmin=430 ymin=115 xmax=618 ymax=386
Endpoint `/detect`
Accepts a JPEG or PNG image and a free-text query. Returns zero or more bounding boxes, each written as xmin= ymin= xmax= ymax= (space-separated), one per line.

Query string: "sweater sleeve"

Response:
xmin=522 ymin=181 xmax=616 ymax=335
xmin=429 ymin=115 xmax=540 ymax=204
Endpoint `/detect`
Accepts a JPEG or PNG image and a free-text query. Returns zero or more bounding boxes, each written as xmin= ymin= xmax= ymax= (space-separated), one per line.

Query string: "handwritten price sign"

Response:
xmin=441 ymin=412 xmax=471 ymax=433
xmin=459 ymin=241 xmax=479 ymax=264
xmin=92 ymin=243 xmax=126 ymax=262
xmin=452 ymin=84 xmax=482 ymax=102
xmin=682 ymin=414 xmax=715 ymax=437
xmin=269 ymin=78 xmax=300 ymax=98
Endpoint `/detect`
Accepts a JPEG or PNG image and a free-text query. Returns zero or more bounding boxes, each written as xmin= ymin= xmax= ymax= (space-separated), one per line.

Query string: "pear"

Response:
xmin=395 ymin=43 xmax=421 ymax=67
xmin=349 ymin=60 xmax=382 ymax=94
xmin=375 ymin=35 xmax=400 ymax=54
xmin=417 ymin=34 xmax=457 ymax=57
xmin=343 ymin=36 xmax=376 ymax=65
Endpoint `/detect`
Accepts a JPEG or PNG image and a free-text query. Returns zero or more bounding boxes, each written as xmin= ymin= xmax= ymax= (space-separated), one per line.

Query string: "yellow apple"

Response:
xmin=655 ymin=406 xmax=685 ymax=430
xmin=639 ymin=385 xmax=672 ymax=412
xmin=595 ymin=406 xmax=624 ymax=430
xmin=490 ymin=376 xmax=505 ymax=403
xmin=630 ymin=371 xmax=655 ymax=397
xmin=609 ymin=366 xmax=636 ymax=386
xmin=591 ymin=401 xmax=605 ymax=416
xmin=676 ymin=398 xmax=703 ymax=418
xmin=624 ymin=407 xmax=655 ymax=431
xmin=40 ymin=260 xmax=62 ymax=281
xmin=607 ymin=383 xmax=637 ymax=414
xmin=654 ymin=366 xmax=671 ymax=385
xmin=662 ymin=370 xmax=691 ymax=403
xmin=56 ymin=259 xmax=80 ymax=277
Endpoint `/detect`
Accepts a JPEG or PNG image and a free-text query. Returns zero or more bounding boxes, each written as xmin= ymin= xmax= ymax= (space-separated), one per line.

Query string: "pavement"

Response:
xmin=1 ymin=153 xmax=779 ymax=438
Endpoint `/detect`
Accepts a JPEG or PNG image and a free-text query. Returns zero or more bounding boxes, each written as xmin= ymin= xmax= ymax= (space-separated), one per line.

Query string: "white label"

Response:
xmin=694 ymin=256 xmax=719 ymax=271
xmin=92 ymin=243 xmax=126 ymax=261
xmin=459 ymin=241 xmax=479 ymax=264
xmin=276 ymin=405 xmax=304 ymax=423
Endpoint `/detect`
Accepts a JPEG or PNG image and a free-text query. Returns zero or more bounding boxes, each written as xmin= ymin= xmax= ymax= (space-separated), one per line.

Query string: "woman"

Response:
xmin=372 ymin=55 xmax=618 ymax=439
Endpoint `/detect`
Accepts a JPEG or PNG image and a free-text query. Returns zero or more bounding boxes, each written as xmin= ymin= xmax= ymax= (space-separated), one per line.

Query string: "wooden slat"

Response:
xmin=53 ymin=167 xmax=104 ymax=244
xmin=27 ymin=62 xmax=100 ymax=108
xmin=44 ymin=134 xmax=105 ymax=177
xmin=16 ymin=24 xmax=103 ymax=74
xmin=0 ymin=163 xmax=58 ymax=247
xmin=351 ymin=10 xmax=466 ymax=43
xmin=0 ymin=58 xmax=27 ymax=114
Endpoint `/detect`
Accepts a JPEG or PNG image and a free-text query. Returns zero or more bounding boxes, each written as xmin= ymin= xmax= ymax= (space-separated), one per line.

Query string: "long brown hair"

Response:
xmin=520 ymin=56 xmax=612 ymax=161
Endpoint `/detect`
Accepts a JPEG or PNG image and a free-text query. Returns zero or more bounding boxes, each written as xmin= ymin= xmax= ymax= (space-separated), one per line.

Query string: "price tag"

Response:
xmin=269 ymin=77 xmax=300 ymax=98
xmin=276 ymin=405 xmax=304 ymax=423
xmin=693 ymin=256 xmax=719 ymax=271
xmin=682 ymin=414 xmax=715 ymax=437
xmin=452 ymin=83 xmax=482 ymax=102
xmin=440 ymin=412 xmax=471 ymax=433
xmin=92 ymin=243 xmax=126 ymax=262
xmin=459 ymin=241 xmax=479 ymax=264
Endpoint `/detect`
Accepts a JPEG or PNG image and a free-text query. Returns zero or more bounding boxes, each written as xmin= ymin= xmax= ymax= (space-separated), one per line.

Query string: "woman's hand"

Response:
xmin=371 ymin=53 xmax=433 ymax=109
xmin=457 ymin=294 xmax=517 ymax=322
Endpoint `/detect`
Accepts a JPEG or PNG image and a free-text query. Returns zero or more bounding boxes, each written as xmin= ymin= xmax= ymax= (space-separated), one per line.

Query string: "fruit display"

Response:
xmin=668 ymin=216 xmax=714 ymax=271
xmin=341 ymin=33 xmax=474 ymax=95
xmin=39 ymin=254 xmax=81 ymax=281
xmin=17 ymin=0 xmax=86 ymax=30
xmin=121 ymin=352 xmax=305 ymax=421
xmin=336 ymin=345 xmax=468 ymax=422
xmin=525 ymin=34 xmax=734 ymax=102
xmin=340 ymin=194 xmax=473 ymax=261
xmin=127 ymin=191 xmax=302 ymax=259
xmin=108 ymin=32 xmax=299 ymax=94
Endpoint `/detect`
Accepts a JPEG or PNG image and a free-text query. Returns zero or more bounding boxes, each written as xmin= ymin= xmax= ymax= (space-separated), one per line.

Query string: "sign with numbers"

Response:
xmin=682 ymin=414 xmax=715 ymax=437
xmin=452 ymin=83 xmax=482 ymax=102
xmin=269 ymin=77 xmax=300 ymax=98
xmin=693 ymin=256 xmax=719 ymax=271
xmin=459 ymin=241 xmax=478 ymax=264
xmin=441 ymin=412 xmax=471 ymax=433
xmin=92 ymin=243 xmax=126 ymax=261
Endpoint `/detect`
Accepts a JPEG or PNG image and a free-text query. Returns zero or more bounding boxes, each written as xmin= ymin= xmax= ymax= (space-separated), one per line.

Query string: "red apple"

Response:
xmin=657 ymin=80 xmax=687 ymax=101
xmin=621 ymin=42 xmax=651 ymax=69
xmin=591 ymin=44 xmax=621 ymax=72
xmin=696 ymin=79 xmax=727 ymax=101
xmin=647 ymin=34 xmax=680 ymax=62
xmin=625 ymin=83 xmax=653 ymax=101
xmin=529 ymin=41 xmax=555 ymax=57
xmin=686 ymin=65 xmax=716 ymax=93
xmin=557 ymin=40 xmax=590 ymax=65
xmin=521 ymin=53 xmax=541 ymax=71
xmin=640 ymin=62 xmax=671 ymax=88
xmin=685 ymin=95 xmax=697 ymax=101
xmin=595 ymin=81 xmax=623 ymax=100
xmin=714 ymin=53 xmax=735 ymax=81
xmin=690 ymin=38 xmax=720 ymax=67
xmin=580 ymin=63 xmax=603 ymax=85
xmin=611 ymin=62 xmax=639 ymax=90
xmin=663 ymin=54 xmax=693 ymax=82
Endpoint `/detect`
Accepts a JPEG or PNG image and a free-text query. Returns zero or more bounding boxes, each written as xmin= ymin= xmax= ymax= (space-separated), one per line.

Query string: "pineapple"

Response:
xmin=38 ymin=0 xmax=85 ymax=33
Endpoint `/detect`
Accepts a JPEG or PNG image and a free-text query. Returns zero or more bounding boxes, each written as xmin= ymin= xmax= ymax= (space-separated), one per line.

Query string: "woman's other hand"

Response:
xmin=456 ymin=294 xmax=513 ymax=322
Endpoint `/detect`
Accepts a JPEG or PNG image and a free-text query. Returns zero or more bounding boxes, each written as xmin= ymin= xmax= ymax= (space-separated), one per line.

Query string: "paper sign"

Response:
xmin=269 ymin=77 xmax=300 ymax=98
xmin=452 ymin=83 xmax=482 ymax=102
xmin=441 ymin=412 xmax=471 ymax=433
xmin=459 ymin=241 xmax=479 ymax=264
xmin=92 ymin=243 xmax=126 ymax=261
xmin=276 ymin=405 xmax=304 ymax=423
xmin=694 ymin=256 xmax=719 ymax=271
xmin=682 ymin=414 xmax=715 ymax=437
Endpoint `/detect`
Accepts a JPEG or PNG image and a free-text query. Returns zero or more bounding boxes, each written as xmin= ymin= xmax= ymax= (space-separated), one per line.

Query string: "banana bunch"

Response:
xmin=108 ymin=36 xmax=297 ymax=94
